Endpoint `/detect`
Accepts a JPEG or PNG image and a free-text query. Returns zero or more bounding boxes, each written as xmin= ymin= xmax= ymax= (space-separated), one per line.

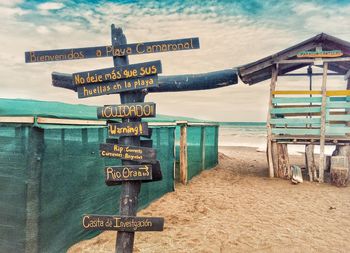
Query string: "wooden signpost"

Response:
xmin=82 ymin=215 xmax=164 ymax=232
xmin=25 ymin=23 xmax=237 ymax=253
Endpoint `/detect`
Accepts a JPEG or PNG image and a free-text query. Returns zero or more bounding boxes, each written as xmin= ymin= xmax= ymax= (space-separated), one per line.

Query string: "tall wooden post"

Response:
xmin=25 ymin=127 xmax=44 ymax=253
xmin=318 ymin=62 xmax=328 ymax=182
xmin=180 ymin=124 xmax=188 ymax=184
xmin=267 ymin=64 xmax=278 ymax=177
xmin=111 ymin=25 xmax=144 ymax=253
xmin=200 ymin=126 xmax=206 ymax=171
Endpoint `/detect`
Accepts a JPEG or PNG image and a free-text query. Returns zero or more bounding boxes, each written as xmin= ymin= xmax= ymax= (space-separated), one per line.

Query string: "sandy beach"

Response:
xmin=68 ymin=147 xmax=350 ymax=253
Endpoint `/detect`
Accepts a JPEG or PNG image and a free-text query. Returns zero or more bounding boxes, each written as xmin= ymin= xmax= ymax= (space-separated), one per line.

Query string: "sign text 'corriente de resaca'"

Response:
xmin=100 ymin=143 xmax=156 ymax=162
xmin=25 ymin=38 xmax=199 ymax=63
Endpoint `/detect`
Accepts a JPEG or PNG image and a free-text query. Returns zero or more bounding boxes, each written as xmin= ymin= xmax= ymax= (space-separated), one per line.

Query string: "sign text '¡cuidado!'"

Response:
xmin=97 ymin=102 xmax=156 ymax=119
xmin=82 ymin=215 xmax=164 ymax=232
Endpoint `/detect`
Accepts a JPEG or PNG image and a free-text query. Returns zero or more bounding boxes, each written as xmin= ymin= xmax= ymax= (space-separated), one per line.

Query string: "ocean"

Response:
xmin=218 ymin=122 xmax=335 ymax=156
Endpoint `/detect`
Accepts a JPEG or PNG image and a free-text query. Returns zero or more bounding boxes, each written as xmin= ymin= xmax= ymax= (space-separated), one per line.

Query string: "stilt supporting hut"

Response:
xmin=238 ymin=33 xmax=350 ymax=185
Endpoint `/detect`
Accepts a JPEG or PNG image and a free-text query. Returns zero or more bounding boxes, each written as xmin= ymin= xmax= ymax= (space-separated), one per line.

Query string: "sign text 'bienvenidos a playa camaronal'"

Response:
xmin=25 ymin=38 xmax=199 ymax=63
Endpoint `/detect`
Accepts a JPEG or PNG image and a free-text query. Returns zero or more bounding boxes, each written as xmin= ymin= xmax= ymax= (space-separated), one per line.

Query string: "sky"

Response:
xmin=1 ymin=0 xmax=350 ymax=121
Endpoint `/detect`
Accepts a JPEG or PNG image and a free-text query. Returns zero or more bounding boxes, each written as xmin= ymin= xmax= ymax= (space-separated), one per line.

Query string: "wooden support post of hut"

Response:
xmin=267 ymin=64 xmax=278 ymax=178
xmin=180 ymin=124 xmax=188 ymax=184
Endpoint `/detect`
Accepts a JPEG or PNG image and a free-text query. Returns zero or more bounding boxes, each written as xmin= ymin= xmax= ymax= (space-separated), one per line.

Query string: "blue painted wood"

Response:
xmin=271 ymin=107 xmax=321 ymax=114
xmin=25 ymin=37 xmax=200 ymax=63
xmin=326 ymin=126 xmax=350 ymax=135
xmin=272 ymin=97 xmax=321 ymax=104
xmin=329 ymin=97 xmax=349 ymax=102
xmin=272 ymin=128 xmax=320 ymax=135
xmin=326 ymin=114 xmax=350 ymax=121
xmin=270 ymin=118 xmax=320 ymax=125
xmin=326 ymin=102 xmax=350 ymax=109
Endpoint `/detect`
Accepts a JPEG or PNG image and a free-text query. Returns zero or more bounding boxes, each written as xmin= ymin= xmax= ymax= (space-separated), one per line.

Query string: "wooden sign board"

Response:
xmin=106 ymin=139 xmax=153 ymax=147
xmin=77 ymin=75 xmax=158 ymax=98
xmin=82 ymin=215 xmax=164 ymax=232
xmin=100 ymin=143 xmax=156 ymax=162
xmin=105 ymin=160 xmax=161 ymax=186
xmin=108 ymin=122 xmax=149 ymax=137
xmin=25 ymin=37 xmax=200 ymax=63
xmin=105 ymin=165 xmax=152 ymax=184
xmin=97 ymin=102 xmax=156 ymax=119
xmin=73 ymin=60 xmax=161 ymax=85
xmin=297 ymin=50 xmax=343 ymax=58
xmin=141 ymin=160 xmax=162 ymax=183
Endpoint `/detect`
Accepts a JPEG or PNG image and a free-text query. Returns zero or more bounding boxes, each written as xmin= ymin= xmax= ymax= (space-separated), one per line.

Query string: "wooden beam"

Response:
xmin=273 ymin=90 xmax=322 ymax=95
xmin=180 ymin=125 xmax=188 ymax=184
xmin=201 ymin=126 xmax=206 ymax=171
xmin=267 ymin=64 xmax=278 ymax=178
xmin=278 ymin=57 xmax=350 ymax=64
xmin=36 ymin=117 xmax=106 ymax=125
xmin=0 ymin=116 xmax=34 ymax=124
xmin=319 ymin=62 xmax=328 ymax=183
xmin=51 ymin=69 xmax=238 ymax=92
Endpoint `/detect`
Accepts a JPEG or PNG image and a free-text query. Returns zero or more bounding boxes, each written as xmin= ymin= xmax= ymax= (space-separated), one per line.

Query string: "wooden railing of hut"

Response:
xmin=268 ymin=89 xmax=350 ymax=181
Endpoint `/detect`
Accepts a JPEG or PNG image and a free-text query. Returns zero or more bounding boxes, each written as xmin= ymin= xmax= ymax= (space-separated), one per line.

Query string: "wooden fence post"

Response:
xmin=180 ymin=124 xmax=188 ymax=184
xmin=200 ymin=126 xmax=206 ymax=171
xmin=25 ymin=127 xmax=44 ymax=253
xmin=305 ymin=144 xmax=316 ymax=181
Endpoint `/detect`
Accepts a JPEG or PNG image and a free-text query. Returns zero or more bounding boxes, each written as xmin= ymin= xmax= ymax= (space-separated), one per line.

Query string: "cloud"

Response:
xmin=37 ymin=2 xmax=64 ymax=11
xmin=0 ymin=0 xmax=22 ymax=7
xmin=1 ymin=0 xmax=350 ymax=121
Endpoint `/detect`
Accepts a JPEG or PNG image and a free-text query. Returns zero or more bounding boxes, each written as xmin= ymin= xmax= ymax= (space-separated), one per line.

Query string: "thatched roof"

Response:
xmin=238 ymin=33 xmax=350 ymax=85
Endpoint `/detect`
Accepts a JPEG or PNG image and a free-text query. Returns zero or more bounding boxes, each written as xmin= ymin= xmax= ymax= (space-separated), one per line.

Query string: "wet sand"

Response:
xmin=68 ymin=146 xmax=350 ymax=253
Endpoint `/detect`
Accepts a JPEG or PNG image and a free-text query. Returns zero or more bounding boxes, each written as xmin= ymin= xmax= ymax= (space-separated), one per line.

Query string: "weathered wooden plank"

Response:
xmin=272 ymin=97 xmax=322 ymax=104
xmin=82 ymin=215 xmax=164 ymax=232
xmin=108 ymin=122 xmax=149 ymax=137
xmin=51 ymin=69 xmax=238 ymax=92
xmin=327 ymin=114 xmax=350 ymax=121
xmin=326 ymin=90 xmax=350 ymax=96
xmin=272 ymin=128 xmax=320 ymax=135
xmin=105 ymin=165 xmax=152 ymax=184
xmin=270 ymin=118 xmax=320 ymax=125
xmin=25 ymin=37 xmax=199 ymax=63
xmin=329 ymin=97 xmax=349 ymax=102
xmin=271 ymin=107 xmax=321 ymax=114
xmin=272 ymin=90 xmax=321 ymax=95
xmin=77 ymin=75 xmax=158 ymax=98
xmin=100 ymin=143 xmax=156 ymax=162
xmin=326 ymin=101 xmax=350 ymax=109
xmin=97 ymin=103 xmax=156 ymax=119
xmin=326 ymin=126 xmax=350 ymax=135
xmin=73 ymin=60 xmax=161 ymax=85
